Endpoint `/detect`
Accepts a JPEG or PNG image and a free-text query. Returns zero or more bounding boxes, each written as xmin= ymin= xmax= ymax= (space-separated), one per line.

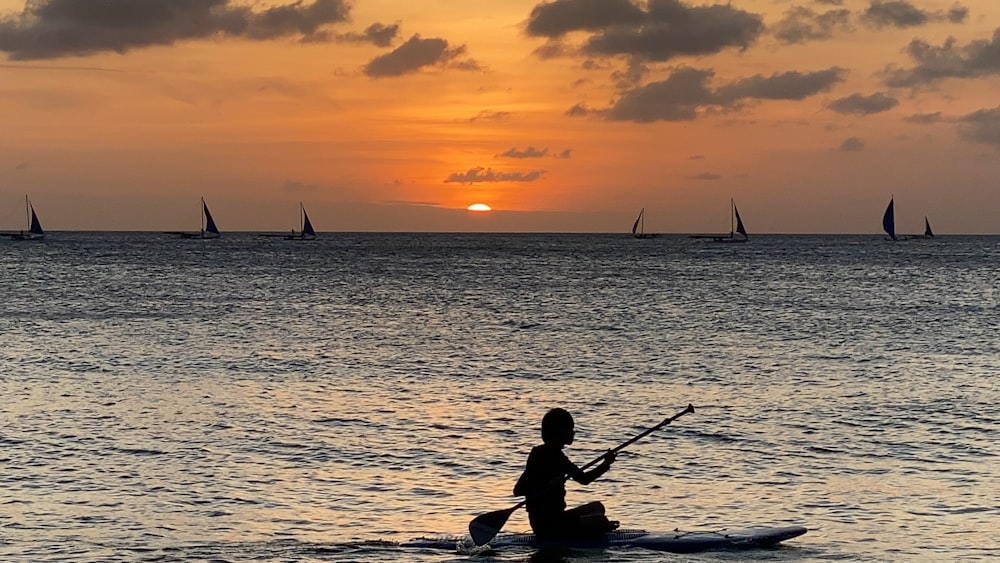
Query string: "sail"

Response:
xmin=28 ymin=205 xmax=43 ymax=235
xmin=302 ymin=207 xmax=316 ymax=237
xmin=924 ymin=216 xmax=934 ymax=238
xmin=734 ymin=205 xmax=747 ymax=238
xmin=203 ymin=200 xmax=220 ymax=236
xmin=632 ymin=209 xmax=643 ymax=235
xmin=882 ymin=198 xmax=896 ymax=240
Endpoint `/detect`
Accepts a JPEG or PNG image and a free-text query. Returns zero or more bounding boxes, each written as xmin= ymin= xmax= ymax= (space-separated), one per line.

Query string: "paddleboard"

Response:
xmin=402 ymin=525 xmax=807 ymax=553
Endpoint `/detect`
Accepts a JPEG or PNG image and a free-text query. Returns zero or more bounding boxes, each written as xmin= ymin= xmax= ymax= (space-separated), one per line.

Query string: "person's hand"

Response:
xmin=602 ymin=449 xmax=617 ymax=466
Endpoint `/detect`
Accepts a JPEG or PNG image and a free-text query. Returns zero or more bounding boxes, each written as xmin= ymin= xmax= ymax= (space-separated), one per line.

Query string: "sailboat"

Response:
xmin=690 ymin=198 xmax=748 ymax=243
xmin=166 ymin=197 xmax=221 ymax=239
xmin=8 ymin=195 xmax=45 ymax=240
xmin=882 ymin=196 xmax=898 ymax=241
xmin=631 ymin=208 xmax=656 ymax=239
xmin=883 ymin=196 xmax=934 ymax=240
xmin=285 ymin=202 xmax=317 ymax=240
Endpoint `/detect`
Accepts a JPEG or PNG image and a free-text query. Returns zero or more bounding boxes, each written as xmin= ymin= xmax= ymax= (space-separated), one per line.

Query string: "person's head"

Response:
xmin=541 ymin=408 xmax=575 ymax=447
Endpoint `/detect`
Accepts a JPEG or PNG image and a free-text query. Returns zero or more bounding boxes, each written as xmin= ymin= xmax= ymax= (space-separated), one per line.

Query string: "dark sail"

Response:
xmin=882 ymin=198 xmax=896 ymax=240
xmin=924 ymin=216 xmax=934 ymax=238
xmin=28 ymin=206 xmax=43 ymax=235
xmin=203 ymin=201 xmax=220 ymax=236
xmin=734 ymin=205 xmax=747 ymax=238
xmin=302 ymin=208 xmax=316 ymax=238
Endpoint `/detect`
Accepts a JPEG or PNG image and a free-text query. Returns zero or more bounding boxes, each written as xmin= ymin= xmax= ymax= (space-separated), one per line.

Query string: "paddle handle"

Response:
xmin=578 ymin=404 xmax=695 ymax=471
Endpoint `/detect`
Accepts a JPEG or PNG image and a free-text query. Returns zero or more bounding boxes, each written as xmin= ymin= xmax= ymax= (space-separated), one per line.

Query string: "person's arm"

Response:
xmin=570 ymin=450 xmax=616 ymax=485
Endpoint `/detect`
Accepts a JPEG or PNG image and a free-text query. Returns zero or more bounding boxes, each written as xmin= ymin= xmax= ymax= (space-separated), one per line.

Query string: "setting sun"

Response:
xmin=467 ymin=203 xmax=492 ymax=212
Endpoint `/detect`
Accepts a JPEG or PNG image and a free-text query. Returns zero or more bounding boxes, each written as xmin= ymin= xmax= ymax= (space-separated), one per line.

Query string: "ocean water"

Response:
xmin=1 ymin=232 xmax=997 ymax=562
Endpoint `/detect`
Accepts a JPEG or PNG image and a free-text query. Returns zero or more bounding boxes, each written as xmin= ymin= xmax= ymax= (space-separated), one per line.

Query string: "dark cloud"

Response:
xmin=840 ymin=137 xmax=865 ymax=151
xmin=860 ymin=0 xmax=968 ymax=30
xmin=715 ymin=67 xmax=847 ymax=103
xmin=525 ymin=0 xmax=645 ymax=38
xmin=584 ymin=1 xmax=765 ymax=61
xmin=948 ymin=6 xmax=969 ymax=24
xmin=0 ymin=0 xmax=350 ymax=60
xmin=773 ymin=6 xmax=852 ymax=44
xmin=827 ymin=92 xmax=899 ymax=115
xmin=958 ymin=106 xmax=1000 ymax=147
xmin=526 ymin=0 xmax=765 ymax=62
xmin=905 ymin=112 xmax=943 ymax=123
xmin=363 ymin=34 xmax=479 ymax=77
xmin=608 ymin=67 xmax=714 ymax=122
xmin=816 ymin=0 xmax=845 ymax=5
xmin=556 ymin=149 xmax=572 ymax=159
xmin=500 ymin=147 xmax=550 ymax=158
xmin=883 ymin=29 xmax=1000 ymax=88
xmin=605 ymin=66 xmax=845 ymax=122
xmin=444 ymin=167 xmax=546 ymax=184
xmin=338 ymin=23 xmax=400 ymax=47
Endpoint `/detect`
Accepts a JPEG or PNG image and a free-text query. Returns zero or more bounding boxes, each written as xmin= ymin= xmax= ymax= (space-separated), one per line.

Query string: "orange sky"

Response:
xmin=2 ymin=0 xmax=999 ymax=233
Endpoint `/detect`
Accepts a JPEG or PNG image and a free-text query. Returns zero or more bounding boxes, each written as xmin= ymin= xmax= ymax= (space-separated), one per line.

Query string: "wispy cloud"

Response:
xmin=839 ymin=136 xmax=866 ymax=151
xmin=445 ymin=167 xmax=546 ymax=184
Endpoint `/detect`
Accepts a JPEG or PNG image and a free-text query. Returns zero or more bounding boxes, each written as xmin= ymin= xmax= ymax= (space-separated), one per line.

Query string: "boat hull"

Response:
xmin=402 ymin=525 xmax=807 ymax=553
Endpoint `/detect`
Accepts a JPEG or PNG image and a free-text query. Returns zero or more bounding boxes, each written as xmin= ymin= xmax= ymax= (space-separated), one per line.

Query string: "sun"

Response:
xmin=467 ymin=203 xmax=492 ymax=212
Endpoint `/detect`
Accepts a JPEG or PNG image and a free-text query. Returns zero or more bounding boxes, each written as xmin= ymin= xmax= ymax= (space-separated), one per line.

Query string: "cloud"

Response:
xmin=905 ymin=112 xmax=943 ymax=124
xmin=338 ymin=23 xmax=400 ymax=47
xmin=444 ymin=167 xmax=546 ymax=183
xmin=839 ymin=136 xmax=866 ymax=151
xmin=468 ymin=110 xmax=512 ymax=122
xmin=525 ymin=0 xmax=646 ymax=38
xmin=827 ymin=92 xmax=899 ymax=115
xmin=363 ymin=34 xmax=479 ymax=77
xmin=883 ymin=29 xmax=1000 ymax=88
xmin=604 ymin=66 xmax=845 ymax=122
xmin=715 ymin=67 xmax=847 ymax=102
xmin=860 ymin=0 xmax=968 ymax=30
xmin=0 ymin=0 xmax=351 ymax=60
xmin=772 ymin=6 xmax=852 ymax=44
xmin=498 ymin=147 xmax=573 ymax=159
xmin=608 ymin=67 xmax=714 ymax=121
xmin=500 ymin=147 xmax=549 ymax=158
xmin=526 ymin=0 xmax=765 ymax=62
xmin=958 ymin=106 xmax=1000 ymax=147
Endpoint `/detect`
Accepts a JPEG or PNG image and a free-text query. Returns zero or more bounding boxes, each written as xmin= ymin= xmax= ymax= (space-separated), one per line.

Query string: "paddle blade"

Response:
xmin=469 ymin=506 xmax=516 ymax=546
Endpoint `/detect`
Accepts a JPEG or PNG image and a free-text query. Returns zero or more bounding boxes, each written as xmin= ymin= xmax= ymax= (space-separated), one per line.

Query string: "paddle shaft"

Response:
xmin=577 ymin=403 xmax=695 ymax=473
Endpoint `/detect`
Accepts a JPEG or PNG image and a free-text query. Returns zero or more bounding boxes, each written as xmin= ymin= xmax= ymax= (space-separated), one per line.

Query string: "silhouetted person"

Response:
xmin=513 ymin=408 xmax=618 ymax=540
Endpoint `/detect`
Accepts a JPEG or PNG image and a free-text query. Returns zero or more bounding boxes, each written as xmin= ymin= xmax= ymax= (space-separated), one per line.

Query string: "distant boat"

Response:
xmin=690 ymin=198 xmax=748 ymax=243
xmin=631 ymin=208 xmax=657 ymax=239
xmin=907 ymin=215 xmax=935 ymax=239
xmin=166 ymin=197 xmax=220 ymax=239
xmin=883 ymin=196 xmax=934 ymax=240
xmin=882 ymin=197 xmax=898 ymax=241
xmin=285 ymin=202 xmax=317 ymax=240
xmin=8 ymin=195 xmax=45 ymax=241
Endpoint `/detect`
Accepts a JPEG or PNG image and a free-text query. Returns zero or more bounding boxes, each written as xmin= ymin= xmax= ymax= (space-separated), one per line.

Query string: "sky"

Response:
xmin=2 ymin=0 xmax=1000 ymax=234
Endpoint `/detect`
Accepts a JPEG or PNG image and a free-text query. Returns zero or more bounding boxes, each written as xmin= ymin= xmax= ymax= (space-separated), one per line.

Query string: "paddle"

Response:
xmin=468 ymin=403 xmax=695 ymax=546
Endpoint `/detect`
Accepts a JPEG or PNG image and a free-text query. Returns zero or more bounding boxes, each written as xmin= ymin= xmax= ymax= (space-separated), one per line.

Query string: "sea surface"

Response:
xmin=1 ymin=232 xmax=997 ymax=562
